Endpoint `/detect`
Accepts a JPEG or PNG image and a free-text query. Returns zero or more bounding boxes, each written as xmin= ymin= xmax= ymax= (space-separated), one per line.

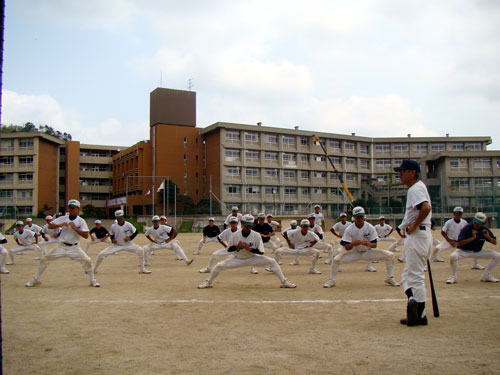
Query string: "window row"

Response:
xmin=226 ymin=167 xmax=361 ymax=181
xmin=0 ymin=156 xmax=34 ymax=166
xmin=0 ymin=189 xmax=33 ymax=199
xmin=0 ymin=173 xmax=34 ymax=183
xmin=225 ymin=185 xmax=355 ymax=195
xmin=0 ymin=138 xmax=34 ymax=150
xmin=376 ymin=142 xmax=482 ymax=153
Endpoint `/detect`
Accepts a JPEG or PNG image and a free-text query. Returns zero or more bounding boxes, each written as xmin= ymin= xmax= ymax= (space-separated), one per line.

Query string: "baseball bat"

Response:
xmin=426 ymin=259 xmax=440 ymax=317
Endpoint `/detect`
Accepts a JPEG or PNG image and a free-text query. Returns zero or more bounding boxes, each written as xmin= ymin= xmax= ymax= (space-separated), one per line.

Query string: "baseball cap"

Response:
xmin=115 ymin=210 xmax=124 ymax=218
xmin=95 ymin=219 xmax=102 ymax=224
xmin=393 ymin=159 xmax=421 ymax=173
xmin=16 ymin=221 xmax=23 ymax=226
xmin=229 ymin=216 xmax=239 ymax=223
xmin=339 ymin=213 xmax=347 ymax=218
xmin=379 ymin=216 xmax=385 ymax=220
xmin=258 ymin=213 xmax=266 ymax=219
xmin=266 ymin=214 xmax=273 ymax=218
xmin=473 ymin=212 xmax=487 ymax=224
xmin=231 ymin=206 xmax=239 ymax=211
xmin=160 ymin=215 xmax=167 ymax=221
xmin=290 ymin=220 xmax=297 ymax=226
xmin=45 ymin=215 xmax=53 ymax=221
xmin=152 ymin=215 xmax=160 ymax=222
xmin=68 ymin=199 xmax=81 ymax=208
xmin=208 ymin=217 xmax=215 ymax=221
xmin=300 ymin=219 xmax=310 ymax=227
xmin=26 ymin=217 xmax=33 ymax=222
xmin=243 ymin=215 xmax=255 ymax=226
xmin=314 ymin=204 xmax=321 ymax=209
xmin=353 ymin=206 xmax=366 ymax=217
xmin=453 ymin=206 xmax=464 ymax=213
xmin=308 ymin=213 xmax=316 ymax=219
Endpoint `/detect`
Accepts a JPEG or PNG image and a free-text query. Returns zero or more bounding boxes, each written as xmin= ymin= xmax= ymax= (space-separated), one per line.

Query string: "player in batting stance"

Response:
xmin=25 ymin=199 xmax=100 ymax=287
xmin=198 ymin=215 xmax=296 ymax=289
xmin=195 ymin=217 xmax=221 ymax=255
xmin=94 ymin=210 xmax=151 ymax=274
xmin=395 ymin=160 xmax=433 ymax=326
xmin=143 ymin=215 xmax=193 ymax=266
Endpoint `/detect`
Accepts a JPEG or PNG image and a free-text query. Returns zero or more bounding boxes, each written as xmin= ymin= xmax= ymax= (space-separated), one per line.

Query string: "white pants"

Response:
xmin=270 ymin=236 xmax=281 ymax=248
xmin=378 ymin=236 xmax=399 ymax=252
xmin=94 ymin=242 xmax=145 ymax=272
xmin=39 ymin=238 xmax=60 ymax=255
xmin=207 ymin=255 xmax=286 ymax=284
xmin=85 ymin=238 xmax=111 ymax=252
xmin=401 ymin=229 xmax=432 ymax=303
xmin=32 ymin=242 xmax=96 ymax=283
xmin=197 ymin=237 xmax=219 ymax=253
xmin=450 ymin=248 xmax=500 ymax=279
xmin=432 ymin=240 xmax=481 ymax=266
xmin=275 ymin=246 xmax=319 ymax=269
xmin=9 ymin=244 xmax=42 ymax=263
xmin=0 ymin=245 xmax=8 ymax=268
xmin=144 ymin=241 xmax=189 ymax=264
xmin=330 ymin=249 xmax=395 ymax=281
xmin=294 ymin=241 xmax=332 ymax=262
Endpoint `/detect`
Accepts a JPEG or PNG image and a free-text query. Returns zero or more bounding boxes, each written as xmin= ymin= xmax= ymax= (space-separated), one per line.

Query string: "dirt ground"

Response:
xmin=2 ymin=227 xmax=500 ymax=374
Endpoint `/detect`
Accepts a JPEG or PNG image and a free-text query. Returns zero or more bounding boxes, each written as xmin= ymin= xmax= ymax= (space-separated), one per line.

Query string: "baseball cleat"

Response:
xmin=433 ymin=258 xmax=445 ymax=262
xmin=323 ymin=280 xmax=336 ymax=288
xmin=0 ymin=267 xmax=9 ymax=274
xmin=397 ymin=258 xmax=404 ymax=263
xmin=139 ymin=268 xmax=152 ymax=274
xmin=308 ymin=268 xmax=322 ymax=274
xmin=6 ymin=261 xmax=15 ymax=265
xmin=280 ymin=279 xmax=296 ymax=288
xmin=34 ymin=257 xmax=41 ymax=260
xmin=264 ymin=267 xmax=273 ymax=272
xmin=406 ymin=298 xmax=419 ymax=326
xmin=324 ymin=259 xmax=331 ymax=265
xmin=472 ymin=264 xmax=486 ymax=270
xmin=385 ymin=277 xmax=400 ymax=286
xmin=250 ymin=267 xmax=259 ymax=274
xmin=193 ymin=251 xmax=201 ymax=255
xmin=288 ymin=260 xmax=299 ymax=266
xmin=365 ymin=265 xmax=377 ymax=272
xmin=480 ymin=275 xmax=499 ymax=283
xmin=186 ymin=259 xmax=194 ymax=266
xmin=199 ymin=267 xmax=210 ymax=273
xmin=198 ymin=280 xmax=213 ymax=289
xmin=400 ymin=316 xmax=427 ymax=326
xmin=25 ymin=279 xmax=41 ymax=287
xmin=446 ymin=276 xmax=457 ymax=284
xmin=90 ymin=279 xmax=101 ymax=287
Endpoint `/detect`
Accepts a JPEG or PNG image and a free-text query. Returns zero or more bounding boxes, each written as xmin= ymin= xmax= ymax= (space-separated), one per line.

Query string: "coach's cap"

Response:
xmin=308 ymin=213 xmax=316 ymax=219
xmin=290 ymin=220 xmax=297 ymax=226
xmin=339 ymin=212 xmax=347 ymax=218
xmin=300 ymin=219 xmax=310 ymax=227
xmin=353 ymin=206 xmax=366 ymax=217
xmin=115 ymin=210 xmax=124 ymax=218
xmin=231 ymin=206 xmax=239 ymax=211
xmin=257 ymin=213 xmax=266 ymax=219
xmin=473 ymin=212 xmax=487 ymax=224
xmin=314 ymin=204 xmax=321 ymax=209
xmin=152 ymin=215 xmax=160 ymax=222
xmin=45 ymin=215 xmax=53 ymax=221
xmin=68 ymin=199 xmax=81 ymax=208
xmin=26 ymin=217 xmax=33 ymax=222
xmin=266 ymin=213 xmax=273 ymax=218
xmin=160 ymin=215 xmax=167 ymax=221
xmin=95 ymin=219 xmax=102 ymax=224
xmin=208 ymin=217 xmax=215 ymax=221
xmin=16 ymin=221 xmax=24 ymax=226
xmin=453 ymin=206 xmax=464 ymax=213
xmin=379 ymin=216 xmax=385 ymax=220
xmin=229 ymin=216 xmax=239 ymax=223
xmin=393 ymin=159 xmax=420 ymax=173
xmin=243 ymin=215 xmax=255 ymax=226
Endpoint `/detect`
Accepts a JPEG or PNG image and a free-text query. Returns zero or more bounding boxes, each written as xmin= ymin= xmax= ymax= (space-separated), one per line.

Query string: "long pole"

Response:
xmin=162 ymin=179 xmax=165 ymax=215
xmin=167 ymin=177 xmax=169 ymax=216
xmin=209 ymin=175 xmax=212 ymax=216
xmin=125 ymin=175 xmax=128 ymax=217
xmin=174 ymin=185 xmax=177 ymax=227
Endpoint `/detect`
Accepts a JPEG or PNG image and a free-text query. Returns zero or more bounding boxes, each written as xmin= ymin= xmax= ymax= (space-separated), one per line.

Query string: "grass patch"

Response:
xmin=178 ymin=220 xmax=193 ymax=233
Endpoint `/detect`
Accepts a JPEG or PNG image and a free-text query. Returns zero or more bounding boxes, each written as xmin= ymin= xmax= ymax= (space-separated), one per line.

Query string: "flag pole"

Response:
xmin=163 ymin=179 xmax=165 ymax=216
xmin=166 ymin=177 xmax=169 ymax=217
xmin=174 ymin=184 xmax=177 ymax=227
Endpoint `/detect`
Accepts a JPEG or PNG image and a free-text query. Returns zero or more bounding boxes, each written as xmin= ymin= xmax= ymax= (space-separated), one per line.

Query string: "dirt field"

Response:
xmin=2 ymin=228 xmax=500 ymax=374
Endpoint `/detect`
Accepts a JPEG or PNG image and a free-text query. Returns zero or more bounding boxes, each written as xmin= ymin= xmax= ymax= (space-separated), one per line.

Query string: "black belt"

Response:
xmin=63 ymin=242 xmax=78 ymax=246
xmin=419 ymin=226 xmax=427 ymax=231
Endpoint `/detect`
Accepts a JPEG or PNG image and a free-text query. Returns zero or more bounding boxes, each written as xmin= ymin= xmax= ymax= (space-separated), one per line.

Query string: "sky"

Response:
xmin=3 ymin=0 xmax=500 ymax=148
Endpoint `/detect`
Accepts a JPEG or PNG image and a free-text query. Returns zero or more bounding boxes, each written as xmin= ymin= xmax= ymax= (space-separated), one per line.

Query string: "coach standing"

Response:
xmin=395 ymin=160 xmax=432 ymax=327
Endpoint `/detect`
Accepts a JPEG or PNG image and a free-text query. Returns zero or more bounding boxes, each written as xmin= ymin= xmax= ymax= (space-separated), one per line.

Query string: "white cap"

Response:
xmin=300 ymin=219 xmax=310 ymax=226
xmin=453 ymin=206 xmax=464 ymax=213
xmin=160 ymin=215 xmax=167 ymax=221
xmin=266 ymin=213 xmax=273 ymax=218
xmin=115 ymin=209 xmax=124 ymax=218
xmin=258 ymin=213 xmax=266 ymax=219
xmin=208 ymin=217 xmax=215 ymax=221
xmin=68 ymin=199 xmax=80 ymax=208
xmin=45 ymin=215 xmax=53 ymax=221
xmin=229 ymin=216 xmax=239 ymax=223
xmin=308 ymin=213 xmax=316 ymax=219
xmin=314 ymin=204 xmax=321 ymax=208
xmin=243 ymin=215 xmax=255 ymax=225
xmin=339 ymin=212 xmax=347 ymax=218
xmin=26 ymin=217 xmax=33 ymax=222
xmin=474 ymin=212 xmax=487 ymax=224
xmin=290 ymin=220 xmax=297 ymax=225
xmin=231 ymin=206 xmax=239 ymax=211
xmin=95 ymin=219 xmax=101 ymax=224
xmin=152 ymin=215 xmax=160 ymax=221
xmin=353 ymin=206 xmax=365 ymax=217
xmin=16 ymin=221 xmax=24 ymax=226
xmin=379 ymin=216 xmax=385 ymax=220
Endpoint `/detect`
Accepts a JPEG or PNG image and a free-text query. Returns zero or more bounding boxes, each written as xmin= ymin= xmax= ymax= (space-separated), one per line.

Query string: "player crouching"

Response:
xmin=323 ymin=206 xmax=400 ymax=288
xmin=198 ymin=215 xmax=296 ymax=289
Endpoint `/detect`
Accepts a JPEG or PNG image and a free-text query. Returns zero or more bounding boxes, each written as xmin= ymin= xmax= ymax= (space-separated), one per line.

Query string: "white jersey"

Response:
xmin=224 ymin=213 xmax=243 ymax=229
xmin=342 ymin=221 xmax=378 ymax=252
xmin=314 ymin=212 xmax=325 ymax=227
xmin=442 ymin=218 xmax=468 ymax=241
xmin=286 ymin=228 xmax=320 ymax=249
xmin=332 ymin=221 xmax=351 ymax=237
xmin=14 ymin=229 xmax=36 ymax=246
xmin=310 ymin=223 xmax=324 ymax=238
xmin=283 ymin=226 xmax=298 ymax=235
xmin=110 ymin=221 xmax=137 ymax=246
xmin=0 ymin=232 xmax=6 ymax=243
xmin=374 ymin=223 xmax=393 ymax=238
xmin=267 ymin=220 xmax=281 ymax=232
xmin=145 ymin=224 xmax=174 ymax=243
xmin=218 ymin=227 xmax=238 ymax=244
xmin=401 ymin=180 xmax=432 ymax=229
xmin=227 ymin=229 xmax=264 ymax=259
xmin=51 ymin=215 xmax=89 ymax=244
xmin=41 ymin=223 xmax=61 ymax=239
xmin=26 ymin=223 xmax=42 ymax=235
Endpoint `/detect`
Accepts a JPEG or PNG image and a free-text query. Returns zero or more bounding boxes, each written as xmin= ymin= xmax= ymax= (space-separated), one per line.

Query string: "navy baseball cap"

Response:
xmin=394 ymin=159 xmax=420 ymax=173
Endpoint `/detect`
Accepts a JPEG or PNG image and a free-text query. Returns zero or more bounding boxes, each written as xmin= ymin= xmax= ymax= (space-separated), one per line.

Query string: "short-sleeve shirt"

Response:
xmin=218 ymin=228 xmax=238 ymax=244
xmin=145 ymin=224 xmax=174 ymax=243
xmin=332 ymin=221 xmax=351 ymax=237
xmin=402 ymin=180 xmax=432 ymax=229
xmin=110 ymin=221 xmax=137 ymax=245
xmin=457 ymin=223 xmax=496 ymax=252
xmin=442 ymin=218 xmax=468 ymax=241
xmin=227 ymin=229 xmax=264 ymax=259
xmin=286 ymin=228 xmax=320 ymax=249
xmin=41 ymin=223 xmax=61 ymax=238
xmin=203 ymin=225 xmax=220 ymax=238
xmin=314 ymin=212 xmax=325 ymax=227
xmin=90 ymin=226 xmax=109 ymax=239
xmin=51 ymin=215 xmax=89 ymax=244
xmin=252 ymin=223 xmax=274 ymax=243
xmin=267 ymin=220 xmax=281 ymax=232
xmin=310 ymin=223 xmax=324 ymax=239
xmin=342 ymin=222 xmax=378 ymax=252
xmin=374 ymin=223 xmax=393 ymax=238
xmin=224 ymin=213 xmax=243 ymax=228
xmin=26 ymin=223 xmax=42 ymax=235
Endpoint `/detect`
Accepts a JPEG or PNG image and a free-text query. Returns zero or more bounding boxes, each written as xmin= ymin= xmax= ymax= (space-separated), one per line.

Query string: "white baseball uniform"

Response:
xmin=94 ymin=221 xmax=147 ymax=273
xmin=267 ymin=220 xmax=282 ymax=247
xmin=28 ymin=215 xmax=98 ymax=285
xmin=0 ymin=232 xmax=9 ymax=273
xmin=9 ymin=229 xmax=42 ymax=263
xmin=39 ymin=223 xmax=61 ymax=255
xmin=224 ymin=213 xmax=243 ymax=229
xmin=143 ymin=224 xmax=190 ymax=265
xmin=275 ymin=228 xmax=321 ymax=272
xmin=314 ymin=212 xmax=325 ymax=227
xmin=374 ymin=223 xmax=398 ymax=251
xmin=432 ymin=218 xmax=467 ymax=257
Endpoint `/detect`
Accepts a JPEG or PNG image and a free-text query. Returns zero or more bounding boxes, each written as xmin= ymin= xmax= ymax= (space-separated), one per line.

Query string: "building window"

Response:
xmin=246 ymin=167 xmax=259 ymax=177
xmin=301 ymin=187 xmax=310 ymax=195
xmin=265 ymin=168 xmax=278 ymax=178
xmin=314 ymin=187 xmax=327 ymax=194
xmin=0 ymin=173 xmax=14 ymax=184
xmin=329 ymin=140 xmax=341 ymax=150
xmin=375 ymin=144 xmax=390 ymax=153
xmin=17 ymin=189 xmax=33 ymax=199
xmin=450 ymin=158 xmax=468 ymax=169
xmin=431 ymin=143 xmax=445 ymax=152
xmin=265 ymin=134 xmax=278 ymax=145
xmin=475 ymin=177 xmax=492 ymax=188
xmin=283 ymin=135 xmax=295 ymax=146
xmin=284 ymin=170 xmax=297 ymax=179
xmin=314 ymin=171 xmax=326 ymax=178
xmin=497 ymin=158 xmax=500 ymax=168
xmin=226 ymin=185 xmax=241 ymax=194
xmin=467 ymin=142 xmax=481 ymax=151
xmin=18 ymin=173 xmax=33 ymax=182
xmin=413 ymin=143 xmax=428 ymax=152
xmin=19 ymin=139 xmax=34 ymax=149
xmin=346 ymin=173 xmax=356 ymax=181
xmin=226 ymin=130 xmax=240 ymax=142
xmin=376 ymin=174 xmax=388 ymax=182
xmin=330 ymin=188 xmax=343 ymax=196
xmin=91 ymin=151 xmax=108 ymax=157
xmin=301 ymin=170 xmax=310 ymax=179
xmin=331 ymin=156 xmax=341 ymax=165
xmin=245 ymin=132 xmax=259 ymax=143
xmin=0 ymin=156 xmax=14 ymax=167
xmin=184 ymin=137 xmax=187 ymax=147
xmin=394 ymin=143 xmax=408 ymax=152
xmin=450 ymin=177 xmax=469 ymax=192
xmin=394 ymin=159 xmax=404 ymax=167
xmin=301 ymin=154 xmax=309 ymax=163
xmin=344 ymin=142 xmax=355 ymax=152
xmin=227 ymin=167 xmax=240 ymax=177
xmin=360 ymin=144 xmax=369 ymax=154
xmin=245 ymin=150 xmax=260 ymax=160
xmin=246 ymin=185 xmax=260 ymax=194
xmin=184 ymin=154 xmax=187 ymax=165
xmin=284 ymin=187 xmax=297 ymax=196
xmin=264 ymin=151 xmax=278 ymax=161
xmin=80 ymin=150 xmax=89 ymax=157
xmin=19 ymin=156 xmax=33 ymax=165
xmin=0 ymin=139 xmax=14 ymax=151
xmin=284 ymin=204 xmax=296 ymax=214
xmin=283 ymin=153 xmax=297 ymax=165
xmin=473 ymin=158 xmax=491 ymax=169
xmin=0 ymin=190 xmax=14 ymax=198
xmin=330 ymin=172 xmax=340 ymax=180
xmin=17 ymin=206 xmax=33 ymax=215
xmin=314 ymin=155 xmax=326 ymax=162
xmin=451 ymin=143 xmax=464 ymax=151
xmin=184 ymin=172 xmax=187 ymax=182
xmin=225 ymin=149 xmax=241 ymax=161
xmin=300 ymin=137 xmax=308 ymax=146
xmin=375 ymin=159 xmax=391 ymax=169
xmin=345 ymin=158 xmax=356 ymax=167
xmin=360 ymin=159 xmax=369 ymax=170
xmin=265 ymin=186 xmax=279 ymax=195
